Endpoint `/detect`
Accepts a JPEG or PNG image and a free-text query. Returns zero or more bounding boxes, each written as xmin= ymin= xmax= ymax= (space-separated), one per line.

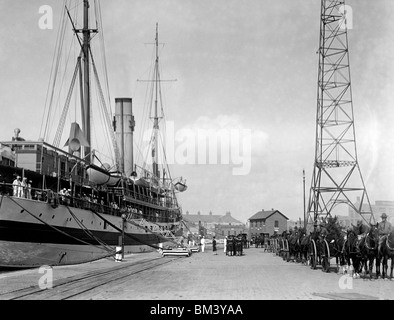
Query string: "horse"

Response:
xmin=288 ymin=230 xmax=299 ymax=262
xmin=318 ymin=227 xmax=346 ymax=273
xmin=343 ymin=229 xmax=363 ymax=277
xmin=299 ymin=232 xmax=311 ymax=265
xmin=343 ymin=221 xmax=370 ymax=277
xmin=357 ymin=224 xmax=380 ymax=279
xmin=319 ymin=217 xmax=348 ymax=273
xmin=288 ymin=228 xmax=306 ymax=263
xmin=380 ymin=230 xmax=394 ymax=280
xmin=280 ymin=231 xmax=290 ymax=261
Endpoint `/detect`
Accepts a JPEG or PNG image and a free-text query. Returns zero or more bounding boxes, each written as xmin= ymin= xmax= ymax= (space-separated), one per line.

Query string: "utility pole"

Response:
xmin=303 ymin=169 xmax=306 ymax=230
xmin=307 ymin=0 xmax=375 ymax=230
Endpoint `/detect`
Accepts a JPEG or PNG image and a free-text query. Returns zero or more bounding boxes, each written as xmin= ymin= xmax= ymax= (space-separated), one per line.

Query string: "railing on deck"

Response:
xmin=0 ymin=182 xmax=181 ymax=224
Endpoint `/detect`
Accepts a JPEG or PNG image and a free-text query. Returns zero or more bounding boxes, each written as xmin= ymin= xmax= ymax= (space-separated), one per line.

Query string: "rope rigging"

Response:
xmin=66 ymin=206 xmax=114 ymax=251
xmin=6 ymin=195 xmax=114 ymax=254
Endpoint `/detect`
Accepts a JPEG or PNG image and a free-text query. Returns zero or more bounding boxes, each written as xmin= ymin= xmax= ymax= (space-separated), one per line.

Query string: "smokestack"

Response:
xmin=115 ymin=98 xmax=135 ymax=177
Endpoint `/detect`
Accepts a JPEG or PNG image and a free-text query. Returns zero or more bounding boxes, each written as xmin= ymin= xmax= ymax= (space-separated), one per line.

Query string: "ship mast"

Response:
xmin=152 ymin=23 xmax=161 ymax=180
xmin=82 ymin=0 xmax=91 ymax=162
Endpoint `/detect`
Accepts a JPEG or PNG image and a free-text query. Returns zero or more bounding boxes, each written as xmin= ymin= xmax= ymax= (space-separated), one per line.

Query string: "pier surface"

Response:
xmin=0 ymin=245 xmax=393 ymax=300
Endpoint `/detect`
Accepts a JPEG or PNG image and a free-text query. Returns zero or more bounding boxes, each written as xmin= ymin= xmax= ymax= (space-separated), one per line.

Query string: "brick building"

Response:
xmin=248 ymin=209 xmax=289 ymax=237
xmin=182 ymin=211 xmax=245 ymax=238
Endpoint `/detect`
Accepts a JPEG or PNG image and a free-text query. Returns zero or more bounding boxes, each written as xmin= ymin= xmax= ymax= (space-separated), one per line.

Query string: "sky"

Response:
xmin=1 ymin=0 xmax=394 ymax=224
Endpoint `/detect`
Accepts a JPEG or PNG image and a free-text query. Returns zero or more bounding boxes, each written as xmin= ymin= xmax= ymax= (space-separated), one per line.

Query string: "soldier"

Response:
xmin=212 ymin=236 xmax=217 ymax=255
xmin=378 ymin=213 xmax=392 ymax=253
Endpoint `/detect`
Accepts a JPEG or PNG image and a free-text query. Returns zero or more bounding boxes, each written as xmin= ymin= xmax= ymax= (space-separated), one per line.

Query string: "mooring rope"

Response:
xmin=124 ymin=217 xmax=184 ymax=248
xmin=66 ymin=206 xmax=115 ymax=253
xmin=90 ymin=210 xmax=163 ymax=250
xmin=6 ymin=196 xmax=115 ymax=253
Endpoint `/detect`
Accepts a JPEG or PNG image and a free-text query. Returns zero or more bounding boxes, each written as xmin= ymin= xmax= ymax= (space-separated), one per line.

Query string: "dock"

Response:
xmin=0 ymin=245 xmax=393 ymax=301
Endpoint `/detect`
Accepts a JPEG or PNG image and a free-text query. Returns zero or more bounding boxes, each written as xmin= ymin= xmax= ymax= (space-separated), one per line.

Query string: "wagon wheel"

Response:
xmin=321 ymin=239 xmax=330 ymax=273
xmin=309 ymin=239 xmax=317 ymax=270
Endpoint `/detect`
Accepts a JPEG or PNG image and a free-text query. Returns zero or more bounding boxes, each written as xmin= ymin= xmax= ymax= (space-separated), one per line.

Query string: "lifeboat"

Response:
xmin=174 ymin=181 xmax=187 ymax=192
xmin=86 ymin=164 xmax=121 ymax=186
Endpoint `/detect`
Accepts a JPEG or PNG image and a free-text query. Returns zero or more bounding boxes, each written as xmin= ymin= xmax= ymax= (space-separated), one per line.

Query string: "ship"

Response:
xmin=0 ymin=1 xmax=187 ymax=268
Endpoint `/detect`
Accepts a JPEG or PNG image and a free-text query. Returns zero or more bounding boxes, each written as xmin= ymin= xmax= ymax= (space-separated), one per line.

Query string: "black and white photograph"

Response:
xmin=0 ymin=0 xmax=393 ymax=307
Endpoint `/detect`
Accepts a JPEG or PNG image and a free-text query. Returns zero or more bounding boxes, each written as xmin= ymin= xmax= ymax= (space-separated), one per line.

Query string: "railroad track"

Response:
xmin=0 ymin=256 xmax=177 ymax=300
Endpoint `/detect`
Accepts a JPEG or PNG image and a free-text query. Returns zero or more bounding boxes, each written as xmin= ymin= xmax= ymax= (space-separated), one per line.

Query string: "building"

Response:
xmin=287 ymin=219 xmax=305 ymax=231
xmin=336 ymin=197 xmax=394 ymax=228
xmin=182 ymin=211 xmax=245 ymax=238
xmin=248 ymin=209 xmax=289 ymax=237
xmin=215 ymin=224 xmax=248 ymax=238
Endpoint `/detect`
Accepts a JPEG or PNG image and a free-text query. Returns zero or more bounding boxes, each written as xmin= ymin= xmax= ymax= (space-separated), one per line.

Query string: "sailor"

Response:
xmin=12 ymin=176 xmax=21 ymax=197
xmin=65 ymin=189 xmax=71 ymax=205
xmin=21 ymin=177 xmax=28 ymax=198
xmin=378 ymin=213 xmax=392 ymax=253
xmin=223 ymin=236 xmax=227 ymax=254
xmin=59 ymin=188 xmax=67 ymax=204
xmin=26 ymin=180 xmax=32 ymax=199
xmin=200 ymin=236 xmax=206 ymax=253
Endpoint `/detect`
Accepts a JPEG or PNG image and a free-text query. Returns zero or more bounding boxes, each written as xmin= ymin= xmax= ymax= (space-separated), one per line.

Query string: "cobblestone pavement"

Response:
xmin=1 ymin=245 xmax=393 ymax=300
xmin=88 ymin=246 xmax=393 ymax=300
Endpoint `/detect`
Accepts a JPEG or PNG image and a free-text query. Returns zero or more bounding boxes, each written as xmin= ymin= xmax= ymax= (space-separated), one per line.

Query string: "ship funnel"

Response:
xmin=114 ymin=98 xmax=135 ymax=177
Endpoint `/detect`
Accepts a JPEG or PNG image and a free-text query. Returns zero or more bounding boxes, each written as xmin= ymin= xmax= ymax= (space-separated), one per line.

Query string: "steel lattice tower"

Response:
xmin=307 ymin=0 xmax=375 ymax=229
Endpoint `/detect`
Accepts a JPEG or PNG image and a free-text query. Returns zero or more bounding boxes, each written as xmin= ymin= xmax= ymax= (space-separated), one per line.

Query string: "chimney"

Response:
xmin=209 ymin=211 xmax=212 ymax=215
xmin=115 ymin=98 xmax=134 ymax=177
xmin=198 ymin=211 xmax=201 ymax=215
xmin=226 ymin=211 xmax=231 ymax=217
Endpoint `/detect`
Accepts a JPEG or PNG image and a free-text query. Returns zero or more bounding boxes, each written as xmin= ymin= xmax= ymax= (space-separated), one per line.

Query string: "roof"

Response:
xmin=249 ymin=210 xmax=289 ymax=221
xmin=183 ymin=212 xmax=244 ymax=225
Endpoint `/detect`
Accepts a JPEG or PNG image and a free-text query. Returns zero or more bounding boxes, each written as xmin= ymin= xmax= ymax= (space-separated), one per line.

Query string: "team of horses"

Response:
xmin=270 ymin=217 xmax=394 ymax=280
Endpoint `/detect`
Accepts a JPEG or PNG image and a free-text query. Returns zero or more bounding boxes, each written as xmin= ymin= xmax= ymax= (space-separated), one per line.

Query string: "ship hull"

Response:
xmin=0 ymin=196 xmax=175 ymax=268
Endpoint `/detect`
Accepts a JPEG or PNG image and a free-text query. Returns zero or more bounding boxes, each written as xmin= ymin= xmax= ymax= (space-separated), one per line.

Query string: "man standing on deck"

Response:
xmin=21 ymin=177 xmax=27 ymax=198
xmin=12 ymin=176 xmax=21 ymax=197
